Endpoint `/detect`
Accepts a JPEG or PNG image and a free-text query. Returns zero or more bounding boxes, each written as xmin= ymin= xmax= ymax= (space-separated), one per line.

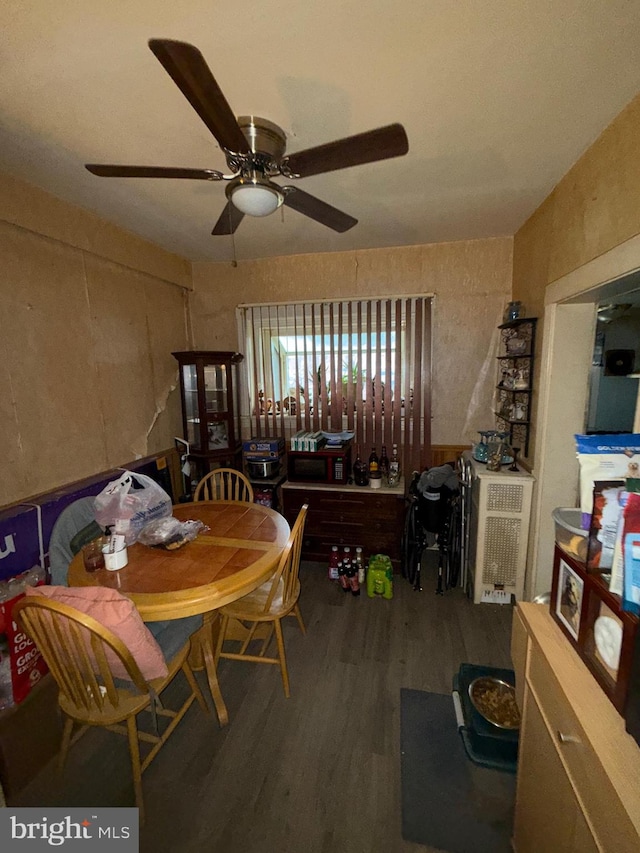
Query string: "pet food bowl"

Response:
xmin=468 ymin=676 xmax=521 ymax=730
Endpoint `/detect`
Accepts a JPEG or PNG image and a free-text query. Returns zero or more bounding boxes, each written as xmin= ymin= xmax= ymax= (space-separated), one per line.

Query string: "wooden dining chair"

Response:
xmin=215 ymin=504 xmax=308 ymax=697
xmin=13 ymin=595 xmax=208 ymax=823
xmin=193 ymin=468 xmax=254 ymax=502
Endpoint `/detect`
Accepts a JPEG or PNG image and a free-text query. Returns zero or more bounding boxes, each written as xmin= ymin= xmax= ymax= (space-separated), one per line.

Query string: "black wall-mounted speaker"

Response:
xmin=604 ymin=349 xmax=635 ymax=376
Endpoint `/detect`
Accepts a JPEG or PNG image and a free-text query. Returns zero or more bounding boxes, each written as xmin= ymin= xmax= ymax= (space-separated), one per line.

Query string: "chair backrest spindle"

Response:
xmin=14 ymin=598 xmax=150 ymax=715
xmin=194 ymin=468 xmax=254 ymax=503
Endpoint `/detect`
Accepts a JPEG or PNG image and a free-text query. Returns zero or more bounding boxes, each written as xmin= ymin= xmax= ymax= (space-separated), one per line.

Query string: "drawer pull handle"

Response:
xmin=557 ymin=731 xmax=581 ymax=745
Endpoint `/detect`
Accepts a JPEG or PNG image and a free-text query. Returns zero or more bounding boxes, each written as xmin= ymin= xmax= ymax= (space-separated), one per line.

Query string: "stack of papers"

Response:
xmin=321 ymin=431 xmax=355 ymax=446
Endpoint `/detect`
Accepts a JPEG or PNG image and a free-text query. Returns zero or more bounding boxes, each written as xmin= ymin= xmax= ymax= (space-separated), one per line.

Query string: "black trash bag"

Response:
xmin=417 ymin=485 xmax=456 ymax=534
xmin=415 ymin=464 xmax=460 ymax=534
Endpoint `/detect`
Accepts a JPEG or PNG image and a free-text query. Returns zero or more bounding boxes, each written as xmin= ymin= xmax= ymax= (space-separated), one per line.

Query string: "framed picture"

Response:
xmin=551 ymin=547 xmax=640 ymax=715
xmin=207 ymin=420 xmax=229 ymax=450
xmin=554 ymin=556 xmax=585 ymax=641
xmin=581 ymin=573 xmax=638 ymax=714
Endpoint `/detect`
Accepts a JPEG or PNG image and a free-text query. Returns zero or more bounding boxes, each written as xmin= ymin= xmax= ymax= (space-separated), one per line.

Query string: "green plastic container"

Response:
xmin=367 ymin=554 xmax=393 ymax=599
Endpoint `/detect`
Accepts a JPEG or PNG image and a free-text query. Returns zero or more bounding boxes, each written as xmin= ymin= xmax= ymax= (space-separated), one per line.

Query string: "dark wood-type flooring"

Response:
xmin=14 ymin=554 xmax=514 ymax=852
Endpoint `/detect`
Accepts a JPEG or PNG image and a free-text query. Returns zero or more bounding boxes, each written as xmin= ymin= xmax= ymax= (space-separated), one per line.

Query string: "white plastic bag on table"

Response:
xmin=94 ymin=471 xmax=172 ymax=545
xmin=137 ymin=517 xmax=209 ymax=550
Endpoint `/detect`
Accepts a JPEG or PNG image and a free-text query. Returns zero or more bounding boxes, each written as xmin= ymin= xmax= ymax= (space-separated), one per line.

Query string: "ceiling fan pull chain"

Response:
xmin=230 ymin=214 xmax=238 ymax=268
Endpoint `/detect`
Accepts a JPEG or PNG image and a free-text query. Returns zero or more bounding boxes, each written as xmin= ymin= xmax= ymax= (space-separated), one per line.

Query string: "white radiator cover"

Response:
xmin=466 ymin=453 xmax=534 ymax=604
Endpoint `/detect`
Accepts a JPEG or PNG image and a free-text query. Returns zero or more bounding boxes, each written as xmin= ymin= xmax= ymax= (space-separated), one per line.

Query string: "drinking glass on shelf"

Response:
xmin=474 ymin=431 xmax=489 ymax=462
xmin=486 ymin=437 xmax=505 ymax=471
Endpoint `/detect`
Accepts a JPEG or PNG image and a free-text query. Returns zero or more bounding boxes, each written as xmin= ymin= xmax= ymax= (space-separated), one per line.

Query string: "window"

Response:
xmin=237 ymin=296 xmax=433 ymax=475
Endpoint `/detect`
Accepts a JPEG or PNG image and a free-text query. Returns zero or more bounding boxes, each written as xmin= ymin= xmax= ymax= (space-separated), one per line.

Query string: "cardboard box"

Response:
xmin=304 ymin=431 xmax=324 ymax=451
xmin=0 ymin=453 xmax=173 ymax=583
xmin=242 ymin=437 xmax=285 ymax=456
xmin=0 ymin=506 xmax=40 ymax=584
xmin=290 ymin=431 xmax=307 ymax=451
xmin=1 ymin=584 xmax=49 ymax=704
xmin=290 ymin=431 xmax=327 ymax=452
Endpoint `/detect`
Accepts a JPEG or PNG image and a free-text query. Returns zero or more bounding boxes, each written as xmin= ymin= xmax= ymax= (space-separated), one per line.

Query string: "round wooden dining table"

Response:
xmin=68 ymin=501 xmax=290 ymax=726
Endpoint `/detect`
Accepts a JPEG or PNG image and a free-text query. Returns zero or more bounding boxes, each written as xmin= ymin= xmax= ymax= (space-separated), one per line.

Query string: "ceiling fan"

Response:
xmin=85 ymin=39 xmax=409 ymax=236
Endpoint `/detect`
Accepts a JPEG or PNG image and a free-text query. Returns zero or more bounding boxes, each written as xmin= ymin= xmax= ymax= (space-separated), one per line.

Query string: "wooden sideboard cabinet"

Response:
xmin=281 ymin=480 xmax=405 ymax=567
xmin=511 ymin=603 xmax=640 ymax=852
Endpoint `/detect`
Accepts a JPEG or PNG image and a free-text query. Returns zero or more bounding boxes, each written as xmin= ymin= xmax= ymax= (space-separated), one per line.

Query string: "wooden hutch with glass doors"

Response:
xmin=172 ymin=351 xmax=244 ymax=484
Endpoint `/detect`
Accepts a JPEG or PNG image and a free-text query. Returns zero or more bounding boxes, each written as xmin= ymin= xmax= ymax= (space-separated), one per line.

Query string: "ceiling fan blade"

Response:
xmin=212 ymin=201 xmax=245 ymax=235
xmin=85 ymin=164 xmax=223 ymax=180
xmin=285 ymin=123 xmax=408 ymax=178
xmin=148 ymin=39 xmax=249 ymax=154
xmin=282 ymin=187 xmax=357 ymax=232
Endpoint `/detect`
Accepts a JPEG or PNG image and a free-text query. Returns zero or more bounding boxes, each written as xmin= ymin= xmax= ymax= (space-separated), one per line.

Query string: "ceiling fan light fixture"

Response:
xmin=231 ymin=182 xmax=284 ymax=217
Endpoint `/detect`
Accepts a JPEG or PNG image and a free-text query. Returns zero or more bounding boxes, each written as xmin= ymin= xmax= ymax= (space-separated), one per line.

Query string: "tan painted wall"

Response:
xmin=511 ymin=92 xmax=640 ymax=597
xmin=191 ymin=237 xmax=513 ymax=448
xmin=0 ymin=171 xmax=191 ymax=507
xmin=513 ymin=93 xmax=640 ymax=314
xmin=512 ymin=93 xmax=640 ymax=468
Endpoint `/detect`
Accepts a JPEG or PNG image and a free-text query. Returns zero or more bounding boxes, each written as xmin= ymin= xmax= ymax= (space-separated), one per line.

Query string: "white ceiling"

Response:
xmin=2 ymin=1 xmax=640 ymax=263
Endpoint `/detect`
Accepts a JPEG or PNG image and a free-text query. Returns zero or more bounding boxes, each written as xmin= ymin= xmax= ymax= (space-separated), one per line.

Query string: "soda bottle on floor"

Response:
xmin=337 ymin=561 xmax=350 ymax=592
xmin=328 ymin=546 xmax=340 ymax=581
xmin=356 ymin=547 xmax=365 ymax=584
xmin=346 ymin=563 xmax=360 ymax=596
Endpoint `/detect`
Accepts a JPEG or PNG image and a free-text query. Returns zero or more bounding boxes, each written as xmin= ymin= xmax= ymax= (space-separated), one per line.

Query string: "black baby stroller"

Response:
xmin=401 ymin=463 xmax=461 ymax=593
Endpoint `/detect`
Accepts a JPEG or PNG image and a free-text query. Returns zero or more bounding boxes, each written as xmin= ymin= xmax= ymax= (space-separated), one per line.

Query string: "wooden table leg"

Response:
xmin=195 ymin=612 xmax=228 ymax=727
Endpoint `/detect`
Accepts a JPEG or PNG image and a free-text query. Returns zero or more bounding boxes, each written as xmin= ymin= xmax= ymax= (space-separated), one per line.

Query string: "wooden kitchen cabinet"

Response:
xmin=281 ymin=480 xmax=405 ymax=567
xmin=512 ymin=604 xmax=640 ymax=852
xmin=514 ymin=688 xmax=598 ymax=853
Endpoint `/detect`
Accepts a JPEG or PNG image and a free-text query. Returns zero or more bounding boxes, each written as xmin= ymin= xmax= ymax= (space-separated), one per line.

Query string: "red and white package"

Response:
xmin=0 ymin=567 xmax=49 ymax=705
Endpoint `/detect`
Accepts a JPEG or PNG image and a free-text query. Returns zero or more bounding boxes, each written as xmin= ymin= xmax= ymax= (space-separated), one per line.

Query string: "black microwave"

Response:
xmin=287 ymin=445 xmax=352 ymax=485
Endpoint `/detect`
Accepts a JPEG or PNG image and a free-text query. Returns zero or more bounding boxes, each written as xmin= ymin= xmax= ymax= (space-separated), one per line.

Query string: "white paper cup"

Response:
xmin=102 ymin=546 xmax=128 ymax=571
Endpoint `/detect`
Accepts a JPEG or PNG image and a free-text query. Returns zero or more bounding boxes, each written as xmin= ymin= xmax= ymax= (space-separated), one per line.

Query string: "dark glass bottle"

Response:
xmin=379 ymin=445 xmax=389 ymax=483
xmin=388 ymin=444 xmax=401 ymax=487
xmin=353 ymin=447 xmax=369 ymax=486
xmin=368 ymin=447 xmax=379 ymax=476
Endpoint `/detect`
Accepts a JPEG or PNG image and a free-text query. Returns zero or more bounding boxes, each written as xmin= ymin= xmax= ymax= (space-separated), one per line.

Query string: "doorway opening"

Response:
xmin=586 ymin=301 xmax=640 ymax=434
xmin=527 ymin=242 xmax=640 ymax=598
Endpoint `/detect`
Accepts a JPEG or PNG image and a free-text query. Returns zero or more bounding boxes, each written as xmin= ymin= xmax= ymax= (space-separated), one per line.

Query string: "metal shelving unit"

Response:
xmin=494 ymin=317 xmax=537 ymax=457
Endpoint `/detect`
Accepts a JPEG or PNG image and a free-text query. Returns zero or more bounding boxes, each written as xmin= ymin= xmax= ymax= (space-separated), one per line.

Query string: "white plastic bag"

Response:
xmin=137 ymin=517 xmax=209 ymax=550
xmin=94 ymin=471 xmax=172 ymax=545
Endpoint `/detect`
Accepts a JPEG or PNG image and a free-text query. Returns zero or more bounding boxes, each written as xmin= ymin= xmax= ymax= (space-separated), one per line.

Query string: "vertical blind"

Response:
xmin=237 ymin=296 xmax=433 ymax=477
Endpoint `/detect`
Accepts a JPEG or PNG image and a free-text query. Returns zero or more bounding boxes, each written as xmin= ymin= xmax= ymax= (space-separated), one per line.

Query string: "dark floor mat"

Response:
xmin=400 ymin=688 xmax=516 ymax=852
